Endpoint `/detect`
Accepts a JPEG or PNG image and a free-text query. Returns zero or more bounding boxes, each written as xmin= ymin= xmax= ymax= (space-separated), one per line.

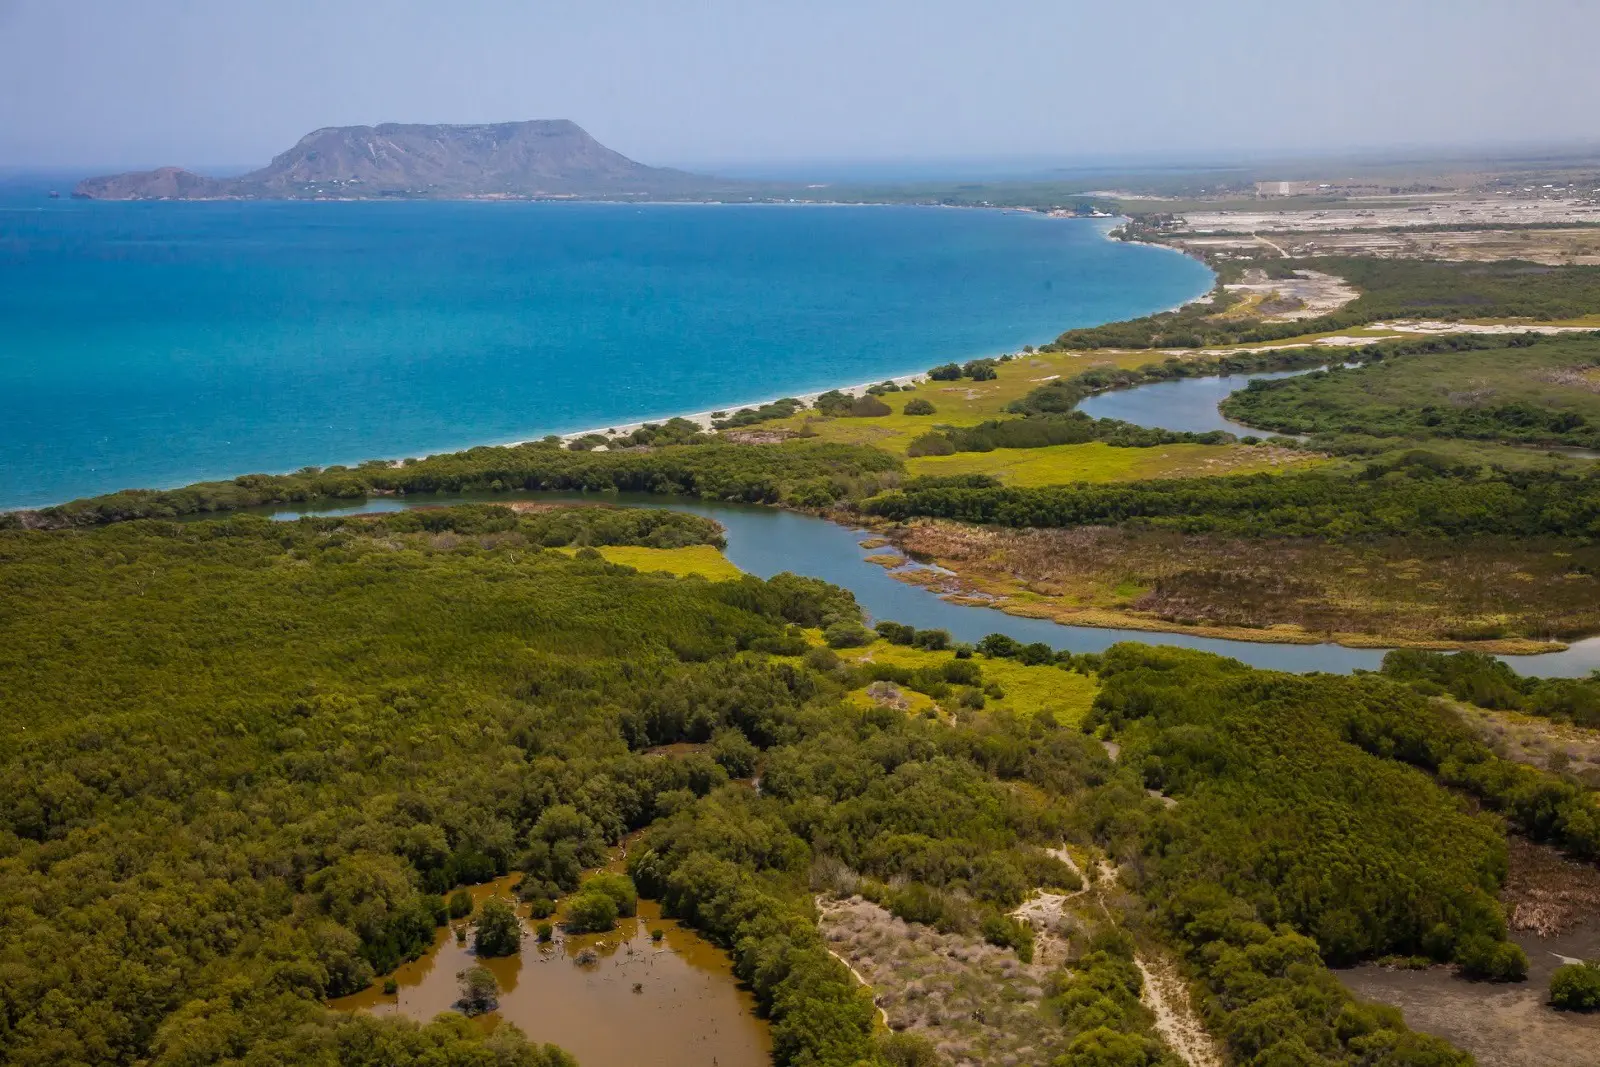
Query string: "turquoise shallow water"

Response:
xmin=0 ymin=197 xmax=1211 ymax=509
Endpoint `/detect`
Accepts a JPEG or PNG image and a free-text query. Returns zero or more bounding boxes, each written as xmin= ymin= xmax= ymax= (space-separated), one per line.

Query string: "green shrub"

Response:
xmin=824 ymin=621 xmax=874 ymax=648
xmin=903 ymin=398 xmax=936 ymax=416
xmin=906 ymin=431 xmax=956 ymax=457
xmin=980 ymin=912 xmax=1035 ymax=962
xmin=455 ymin=965 xmax=498 ymax=1016
xmin=581 ymin=872 xmax=638 ymax=919
xmin=472 ymin=896 xmax=523 ymax=957
xmin=849 ymin=395 xmax=893 ymax=417
xmin=875 ymin=620 xmax=916 ymax=645
xmin=1550 ymin=962 xmax=1600 ymax=1010
xmin=564 ymin=889 xmax=620 ymax=933
xmin=447 ymin=888 xmax=473 ymax=919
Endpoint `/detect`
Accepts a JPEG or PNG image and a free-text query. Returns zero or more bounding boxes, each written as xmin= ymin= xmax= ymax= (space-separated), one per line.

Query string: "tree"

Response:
xmin=564 ymin=890 xmax=620 ymax=933
xmin=903 ymin=397 xmax=936 ymax=415
xmin=580 ymin=872 xmax=638 ymax=918
xmin=928 ymin=362 xmax=962 ymax=381
xmin=456 ymin=966 xmax=499 ymax=1015
xmin=447 ymin=889 xmax=473 ymax=918
xmin=473 ymin=896 xmax=523 ymax=957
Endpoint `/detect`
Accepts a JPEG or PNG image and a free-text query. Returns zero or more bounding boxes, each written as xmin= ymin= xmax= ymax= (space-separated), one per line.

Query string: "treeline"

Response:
xmin=917 ymin=411 xmax=1237 ymax=456
xmin=368 ymin=501 xmax=728 ymax=550
xmin=1047 ymin=257 xmax=1600 ymax=349
xmin=6 ymin=440 xmax=903 ymax=530
xmin=864 ymin=458 xmax=1600 ymax=540
xmin=1220 ymin=334 xmax=1600 ymax=449
xmin=1380 ymin=648 xmax=1600 ymax=727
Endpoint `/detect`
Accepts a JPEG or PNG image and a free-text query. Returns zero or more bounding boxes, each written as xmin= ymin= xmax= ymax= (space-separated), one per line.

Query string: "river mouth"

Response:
xmin=329 ymin=874 xmax=771 ymax=1067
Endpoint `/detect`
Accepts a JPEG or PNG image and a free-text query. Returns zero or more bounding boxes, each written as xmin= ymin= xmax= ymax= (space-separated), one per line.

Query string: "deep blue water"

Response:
xmin=0 ymin=197 xmax=1211 ymax=508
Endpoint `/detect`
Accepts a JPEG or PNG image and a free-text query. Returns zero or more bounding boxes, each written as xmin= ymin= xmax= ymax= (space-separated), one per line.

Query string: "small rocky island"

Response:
xmin=74 ymin=119 xmax=735 ymax=200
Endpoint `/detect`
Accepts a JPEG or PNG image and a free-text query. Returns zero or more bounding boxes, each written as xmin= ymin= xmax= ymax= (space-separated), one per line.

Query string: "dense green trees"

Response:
xmin=0 ymin=502 xmax=1516 ymax=1066
xmin=1379 ymin=648 xmax=1600 ymax=725
xmin=0 ymin=507 xmax=862 ymax=1066
xmin=865 ymin=460 xmax=1600 ymax=540
xmin=1221 ymin=333 xmax=1600 ymax=448
xmin=7 ymin=440 xmax=903 ymax=529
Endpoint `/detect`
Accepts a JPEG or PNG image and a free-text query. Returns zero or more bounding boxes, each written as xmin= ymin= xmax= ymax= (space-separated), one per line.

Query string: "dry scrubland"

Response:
xmin=871 ymin=521 xmax=1598 ymax=652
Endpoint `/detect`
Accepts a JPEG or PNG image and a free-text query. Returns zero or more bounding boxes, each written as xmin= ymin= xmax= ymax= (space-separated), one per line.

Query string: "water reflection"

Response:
xmin=330 ymin=876 xmax=770 ymax=1067
xmin=1075 ymin=368 xmax=1312 ymax=435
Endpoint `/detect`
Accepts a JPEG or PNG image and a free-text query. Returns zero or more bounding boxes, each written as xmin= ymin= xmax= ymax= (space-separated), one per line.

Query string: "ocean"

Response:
xmin=0 ymin=195 xmax=1211 ymax=509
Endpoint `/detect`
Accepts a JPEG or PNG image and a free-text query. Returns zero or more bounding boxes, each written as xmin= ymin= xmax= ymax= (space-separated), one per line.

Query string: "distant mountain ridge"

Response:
xmin=74 ymin=120 xmax=730 ymax=200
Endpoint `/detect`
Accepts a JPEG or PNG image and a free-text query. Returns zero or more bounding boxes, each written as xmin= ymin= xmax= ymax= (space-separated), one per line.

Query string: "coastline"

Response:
xmin=545 ymin=369 xmax=930 ymax=445
xmin=3 ymin=210 xmax=1215 ymax=510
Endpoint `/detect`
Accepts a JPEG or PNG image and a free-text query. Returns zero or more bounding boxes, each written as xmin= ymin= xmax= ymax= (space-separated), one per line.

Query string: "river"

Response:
xmin=262 ymin=490 xmax=1600 ymax=678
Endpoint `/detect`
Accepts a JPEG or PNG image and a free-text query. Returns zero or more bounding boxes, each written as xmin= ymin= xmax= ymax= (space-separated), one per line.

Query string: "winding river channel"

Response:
xmin=266 ymin=482 xmax=1600 ymax=677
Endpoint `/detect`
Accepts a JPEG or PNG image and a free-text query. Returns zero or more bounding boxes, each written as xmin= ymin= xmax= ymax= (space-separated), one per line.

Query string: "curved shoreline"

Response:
xmin=4 ymin=212 xmax=1216 ymax=511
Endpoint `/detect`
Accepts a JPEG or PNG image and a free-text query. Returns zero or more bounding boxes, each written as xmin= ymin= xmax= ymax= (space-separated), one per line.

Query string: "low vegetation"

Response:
xmin=1222 ymin=332 xmax=1600 ymax=448
xmin=7 ymin=439 xmax=904 ymax=528
xmin=1379 ymin=649 xmax=1600 ymax=724
xmin=1048 ymin=257 xmax=1600 ymax=349
xmin=876 ymin=520 xmax=1600 ymax=648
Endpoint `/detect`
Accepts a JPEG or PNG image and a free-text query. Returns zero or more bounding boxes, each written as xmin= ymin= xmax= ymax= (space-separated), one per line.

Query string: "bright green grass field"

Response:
xmin=904 ymin=440 xmax=1315 ymax=486
xmin=557 ymin=544 xmax=742 ymax=580
xmin=839 ymin=640 xmax=1098 ymax=726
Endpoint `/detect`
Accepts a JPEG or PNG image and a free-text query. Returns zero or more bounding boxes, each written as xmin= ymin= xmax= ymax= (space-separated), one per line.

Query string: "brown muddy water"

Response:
xmin=329 ymin=875 xmax=771 ymax=1066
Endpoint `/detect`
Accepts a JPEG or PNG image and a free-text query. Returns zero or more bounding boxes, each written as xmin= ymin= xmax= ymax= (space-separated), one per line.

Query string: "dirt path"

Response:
xmin=1135 ymin=952 xmax=1224 ymax=1067
xmin=1254 ymin=234 xmax=1289 ymax=257
xmin=816 ymin=897 xmax=890 ymax=1026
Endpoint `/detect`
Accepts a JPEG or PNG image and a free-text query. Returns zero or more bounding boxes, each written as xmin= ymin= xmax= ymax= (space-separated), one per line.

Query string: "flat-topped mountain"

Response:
xmin=75 ymin=120 xmax=726 ymax=200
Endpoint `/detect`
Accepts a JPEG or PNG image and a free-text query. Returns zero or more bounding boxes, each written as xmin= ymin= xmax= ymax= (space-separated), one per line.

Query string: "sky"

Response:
xmin=2 ymin=0 xmax=1598 ymax=174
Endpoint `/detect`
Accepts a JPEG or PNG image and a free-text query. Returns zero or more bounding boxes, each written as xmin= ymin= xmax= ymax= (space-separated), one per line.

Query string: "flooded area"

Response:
xmin=329 ymin=874 xmax=771 ymax=1067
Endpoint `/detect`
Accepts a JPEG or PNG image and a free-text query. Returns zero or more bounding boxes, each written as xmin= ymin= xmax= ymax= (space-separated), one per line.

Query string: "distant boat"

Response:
xmin=48 ymin=191 xmax=60 ymax=199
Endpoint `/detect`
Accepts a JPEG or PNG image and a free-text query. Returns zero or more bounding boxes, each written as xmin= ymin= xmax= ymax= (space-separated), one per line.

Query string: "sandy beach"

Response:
xmin=545 ymin=369 xmax=932 ymax=445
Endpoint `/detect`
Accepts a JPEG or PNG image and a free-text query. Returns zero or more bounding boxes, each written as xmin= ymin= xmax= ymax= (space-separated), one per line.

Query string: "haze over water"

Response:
xmin=0 ymin=196 xmax=1211 ymax=508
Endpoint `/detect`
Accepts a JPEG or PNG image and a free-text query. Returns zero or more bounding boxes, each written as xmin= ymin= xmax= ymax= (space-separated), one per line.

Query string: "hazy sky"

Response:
xmin=2 ymin=0 xmax=1598 ymax=171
